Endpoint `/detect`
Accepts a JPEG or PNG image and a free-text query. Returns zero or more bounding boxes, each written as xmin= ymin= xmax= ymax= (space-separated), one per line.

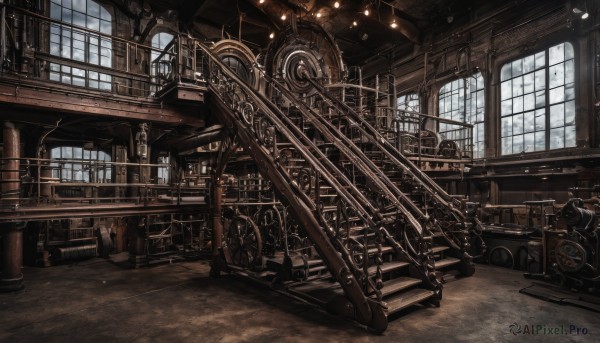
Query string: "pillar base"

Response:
xmin=128 ymin=254 xmax=147 ymax=268
xmin=210 ymin=249 xmax=227 ymax=278
xmin=0 ymin=273 xmax=24 ymax=292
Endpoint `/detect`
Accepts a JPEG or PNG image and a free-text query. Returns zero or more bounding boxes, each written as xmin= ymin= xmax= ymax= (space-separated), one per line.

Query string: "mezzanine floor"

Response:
xmin=0 ymin=258 xmax=598 ymax=343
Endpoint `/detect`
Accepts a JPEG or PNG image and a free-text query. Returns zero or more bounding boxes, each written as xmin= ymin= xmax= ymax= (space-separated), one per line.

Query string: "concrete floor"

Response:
xmin=0 ymin=260 xmax=598 ymax=343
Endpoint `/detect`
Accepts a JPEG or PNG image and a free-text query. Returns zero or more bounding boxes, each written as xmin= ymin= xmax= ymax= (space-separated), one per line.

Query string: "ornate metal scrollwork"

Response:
xmin=296 ymin=168 xmax=312 ymax=195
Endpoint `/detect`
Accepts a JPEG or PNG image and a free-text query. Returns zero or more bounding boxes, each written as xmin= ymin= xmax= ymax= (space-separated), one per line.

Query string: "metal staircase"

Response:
xmin=197 ymin=40 xmax=441 ymax=332
xmin=271 ymin=66 xmax=478 ymax=281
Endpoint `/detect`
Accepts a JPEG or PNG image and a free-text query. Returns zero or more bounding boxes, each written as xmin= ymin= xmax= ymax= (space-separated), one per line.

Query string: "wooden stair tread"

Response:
xmin=379 ymin=277 xmax=422 ymax=297
xmin=367 ymin=246 xmax=394 ymax=255
xmin=367 ymin=261 xmax=409 ymax=275
xmin=431 ymin=245 xmax=450 ymax=253
xmin=435 ymin=257 xmax=461 ymax=269
xmin=385 ymin=288 xmax=435 ymax=315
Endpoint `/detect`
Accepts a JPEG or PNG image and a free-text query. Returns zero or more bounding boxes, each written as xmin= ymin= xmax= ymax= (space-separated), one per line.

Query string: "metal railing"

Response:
xmin=0 ymin=156 xmax=209 ymax=210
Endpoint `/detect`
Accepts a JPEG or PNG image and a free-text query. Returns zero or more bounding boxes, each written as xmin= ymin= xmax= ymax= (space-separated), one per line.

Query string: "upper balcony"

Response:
xmin=0 ymin=2 xmax=205 ymax=126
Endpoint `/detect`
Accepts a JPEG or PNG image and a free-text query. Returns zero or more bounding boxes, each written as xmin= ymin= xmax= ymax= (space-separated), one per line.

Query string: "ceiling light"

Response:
xmin=572 ymin=7 xmax=584 ymax=14
xmin=334 ymin=1 xmax=340 ymax=8
xmin=582 ymin=12 xmax=589 ymax=19
xmin=352 ymin=20 xmax=357 ymax=26
xmin=390 ymin=20 xmax=397 ymax=28
xmin=364 ymin=8 xmax=370 ymax=16
xmin=281 ymin=14 xmax=286 ymax=20
xmin=259 ymin=0 xmax=265 ymax=4
xmin=316 ymin=12 xmax=322 ymax=18
xmin=269 ymin=32 xmax=274 ymax=39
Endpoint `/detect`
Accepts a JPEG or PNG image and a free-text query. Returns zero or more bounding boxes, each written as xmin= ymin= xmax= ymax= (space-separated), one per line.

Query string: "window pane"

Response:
xmin=565 ymin=42 xmax=574 ymax=60
xmin=512 ymin=60 xmax=522 ymax=77
xmin=513 ymin=96 xmax=523 ymax=113
xmin=87 ymin=16 xmax=100 ymax=31
xmin=550 ymin=128 xmax=564 ymax=149
xmin=535 ymin=109 xmax=545 ymax=131
xmin=523 ymin=55 xmax=535 ymax=73
xmin=73 ymin=48 xmax=85 ymax=61
xmin=535 ymin=132 xmax=545 ymax=151
xmin=523 ymin=111 xmax=535 ymax=133
xmin=72 ymin=0 xmax=86 ymax=12
xmin=513 ymin=134 xmax=523 ymax=153
xmin=73 ymin=10 xmax=85 ymax=27
xmin=513 ymin=114 xmax=523 ymax=135
xmin=50 ymin=42 xmax=60 ymax=56
xmin=512 ymin=76 xmax=524 ymax=97
xmin=100 ymin=20 xmax=111 ymax=34
xmin=565 ymin=125 xmax=576 ymax=148
xmin=549 ymin=86 xmax=565 ymax=104
xmin=524 ymin=133 xmax=535 ymax=153
xmin=534 ymin=70 xmax=545 ymax=91
xmin=523 ymin=73 xmax=534 ymax=94
xmin=501 ymin=64 xmax=511 ymax=81
xmin=88 ymin=1 xmax=100 ymax=18
xmin=535 ymin=90 xmax=545 ymax=108
xmin=550 ymin=103 xmax=564 ymax=128
xmin=565 ymin=59 xmax=574 ymax=84
xmin=564 ymin=100 xmax=575 ymax=125
xmin=62 ymin=8 xmax=72 ymax=23
xmin=502 ymin=115 xmax=514 ymax=136
xmin=549 ymin=43 xmax=564 ymax=65
xmin=523 ymin=93 xmax=535 ymax=111
xmin=501 ymin=99 xmax=512 ymax=116
xmin=51 ymin=2 xmax=61 ymax=20
xmin=565 ymin=83 xmax=575 ymax=101
xmin=535 ymin=52 xmax=546 ymax=69
xmin=502 ymin=137 xmax=512 ymax=155
xmin=549 ymin=63 xmax=564 ymax=88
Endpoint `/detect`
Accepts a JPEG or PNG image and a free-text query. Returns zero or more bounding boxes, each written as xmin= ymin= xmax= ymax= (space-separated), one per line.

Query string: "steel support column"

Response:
xmin=1 ymin=121 xmax=24 ymax=291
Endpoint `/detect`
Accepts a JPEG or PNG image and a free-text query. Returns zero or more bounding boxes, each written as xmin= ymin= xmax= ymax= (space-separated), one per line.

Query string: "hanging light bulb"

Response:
xmin=364 ymin=8 xmax=370 ymax=16
xmin=352 ymin=20 xmax=358 ymax=26
xmin=582 ymin=12 xmax=589 ymax=19
xmin=281 ymin=13 xmax=287 ymax=20
xmin=334 ymin=1 xmax=340 ymax=8
xmin=259 ymin=0 xmax=265 ymax=4
xmin=389 ymin=4 xmax=397 ymax=28
xmin=269 ymin=32 xmax=274 ymax=39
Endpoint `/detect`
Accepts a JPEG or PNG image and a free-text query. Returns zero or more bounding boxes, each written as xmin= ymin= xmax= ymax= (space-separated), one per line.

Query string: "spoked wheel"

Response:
xmin=227 ymin=215 xmax=262 ymax=268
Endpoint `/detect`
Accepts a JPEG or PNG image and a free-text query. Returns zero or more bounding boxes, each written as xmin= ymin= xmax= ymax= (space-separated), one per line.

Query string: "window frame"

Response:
xmin=50 ymin=146 xmax=112 ymax=183
xmin=498 ymin=41 xmax=577 ymax=156
xmin=437 ymin=72 xmax=486 ymax=159
xmin=49 ymin=0 xmax=113 ymax=91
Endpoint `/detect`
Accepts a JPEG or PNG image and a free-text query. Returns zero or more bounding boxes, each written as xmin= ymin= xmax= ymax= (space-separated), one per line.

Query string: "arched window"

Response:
xmin=49 ymin=0 xmax=112 ymax=90
xmin=50 ymin=146 xmax=112 ymax=182
xmin=438 ymin=72 xmax=485 ymax=158
xmin=150 ymin=32 xmax=174 ymax=92
xmin=500 ymin=42 xmax=575 ymax=155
